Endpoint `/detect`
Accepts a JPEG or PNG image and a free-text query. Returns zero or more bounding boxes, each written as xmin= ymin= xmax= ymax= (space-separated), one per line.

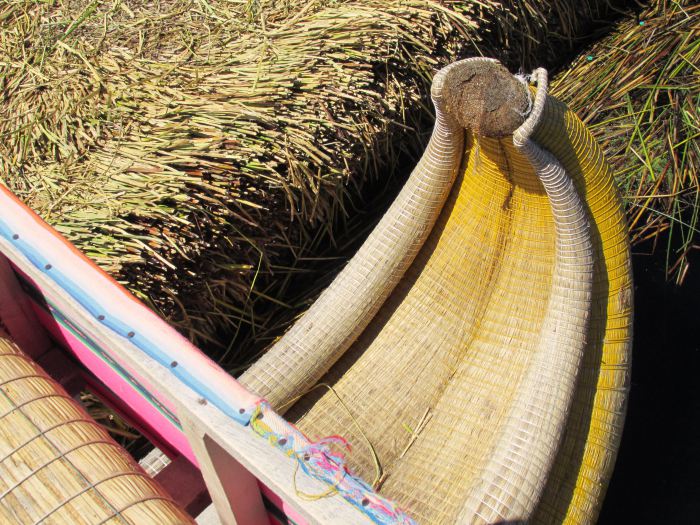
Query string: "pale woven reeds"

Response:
xmin=241 ymin=60 xmax=633 ymax=524
xmin=0 ymin=331 xmax=192 ymax=524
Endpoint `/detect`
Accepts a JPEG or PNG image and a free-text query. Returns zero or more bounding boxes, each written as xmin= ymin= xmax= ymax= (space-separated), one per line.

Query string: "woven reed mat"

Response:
xmin=0 ymin=331 xmax=193 ymax=524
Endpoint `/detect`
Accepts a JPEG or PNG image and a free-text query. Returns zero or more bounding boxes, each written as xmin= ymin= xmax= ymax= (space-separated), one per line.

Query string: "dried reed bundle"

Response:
xmin=0 ymin=0 xmax=481 ymax=353
xmin=478 ymin=0 xmax=632 ymax=69
xmin=0 ymin=0 xmax=632 ymax=359
xmin=552 ymin=0 xmax=700 ymax=283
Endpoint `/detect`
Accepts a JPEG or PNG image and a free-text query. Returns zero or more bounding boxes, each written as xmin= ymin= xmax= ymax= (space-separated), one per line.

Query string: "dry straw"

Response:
xmin=0 ymin=0 xmax=481 ymax=353
xmin=0 ymin=0 xmax=630 ymax=362
xmin=552 ymin=0 xmax=700 ymax=283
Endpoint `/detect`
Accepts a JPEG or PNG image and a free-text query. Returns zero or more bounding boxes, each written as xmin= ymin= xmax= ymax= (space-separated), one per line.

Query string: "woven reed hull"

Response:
xmin=530 ymin=96 xmax=632 ymax=525
xmin=241 ymin=73 xmax=633 ymax=523
xmin=0 ymin=331 xmax=193 ymax=524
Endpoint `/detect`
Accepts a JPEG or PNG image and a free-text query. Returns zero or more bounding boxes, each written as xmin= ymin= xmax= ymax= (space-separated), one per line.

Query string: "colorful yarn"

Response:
xmin=250 ymin=401 xmax=416 ymax=525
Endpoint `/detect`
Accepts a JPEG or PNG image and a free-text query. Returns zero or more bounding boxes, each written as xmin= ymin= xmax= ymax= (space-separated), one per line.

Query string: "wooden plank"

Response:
xmin=182 ymin=416 xmax=267 ymax=525
xmin=196 ymin=504 xmax=222 ymax=525
xmin=175 ymin=393 xmax=378 ymax=525
xmin=0 ymin=236 xmax=375 ymax=525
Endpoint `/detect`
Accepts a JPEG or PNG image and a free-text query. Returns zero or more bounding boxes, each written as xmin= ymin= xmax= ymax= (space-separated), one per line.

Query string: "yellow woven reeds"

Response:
xmin=529 ymin=93 xmax=632 ymax=525
xmin=241 ymin=61 xmax=633 ymax=524
xmin=0 ymin=331 xmax=192 ymax=524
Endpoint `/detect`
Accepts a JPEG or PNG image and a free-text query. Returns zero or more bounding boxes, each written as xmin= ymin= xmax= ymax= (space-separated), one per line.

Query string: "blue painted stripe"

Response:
xmin=47 ymin=298 xmax=181 ymax=427
xmin=0 ymin=217 xmax=252 ymax=426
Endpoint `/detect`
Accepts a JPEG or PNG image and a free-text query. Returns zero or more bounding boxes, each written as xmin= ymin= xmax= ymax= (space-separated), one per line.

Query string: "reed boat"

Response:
xmin=0 ymin=58 xmax=632 ymax=524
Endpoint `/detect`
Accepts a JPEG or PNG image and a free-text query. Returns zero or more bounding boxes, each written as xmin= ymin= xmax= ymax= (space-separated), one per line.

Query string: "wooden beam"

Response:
xmin=0 ymin=237 xmax=375 ymax=525
xmin=182 ymin=416 xmax=267 ymax=525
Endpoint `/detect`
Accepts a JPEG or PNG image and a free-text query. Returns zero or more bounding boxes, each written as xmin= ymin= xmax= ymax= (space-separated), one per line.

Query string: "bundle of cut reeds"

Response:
xmin=0 ymin=0 xmax=632 ymax=360
xmin=0 ymin=0 xmax=478 ymax=352
xmin=479 ymin=0 xmax=633 ymax=69
xmin=552 ymin=0 xmax=700 ymax=283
